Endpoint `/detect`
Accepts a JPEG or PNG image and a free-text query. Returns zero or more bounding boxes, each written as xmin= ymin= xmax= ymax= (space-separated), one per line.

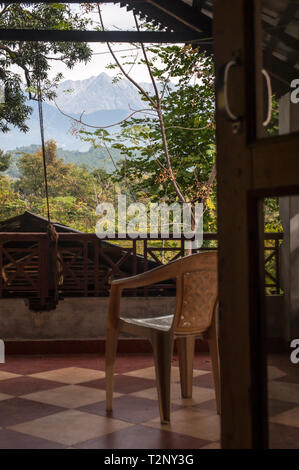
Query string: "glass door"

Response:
xmin=257 ymin=0 xmax=299 ymax=140
xmin=262 ymin=193 xmax=299 ymax=448
xmin=214 ymin=0 xmax=299 ymax=448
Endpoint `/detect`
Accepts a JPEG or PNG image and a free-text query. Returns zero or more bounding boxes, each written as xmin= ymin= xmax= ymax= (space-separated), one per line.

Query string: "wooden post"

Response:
xmin=214 ymin=0 xmax=256 ymax=448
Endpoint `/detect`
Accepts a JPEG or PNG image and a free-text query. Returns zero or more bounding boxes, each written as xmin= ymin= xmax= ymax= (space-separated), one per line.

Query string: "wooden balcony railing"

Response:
xmin=0 ymin=232 xmax=283 ymax=305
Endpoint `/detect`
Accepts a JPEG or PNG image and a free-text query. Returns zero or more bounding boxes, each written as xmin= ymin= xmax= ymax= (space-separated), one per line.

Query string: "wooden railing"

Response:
xmin=0 ymin=233 xmax=50 ymax=306
xmin=0 ymin=232 xmax=283 ymax=303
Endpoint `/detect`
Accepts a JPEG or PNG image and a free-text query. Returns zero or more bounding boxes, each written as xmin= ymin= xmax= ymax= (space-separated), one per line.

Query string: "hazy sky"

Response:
xmin=48 ymin=4 xmax=155 ymax=83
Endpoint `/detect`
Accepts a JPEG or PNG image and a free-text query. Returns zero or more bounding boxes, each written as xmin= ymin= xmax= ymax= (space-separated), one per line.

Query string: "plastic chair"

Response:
xmin=105 ymin=251 xmax=220 ymax=424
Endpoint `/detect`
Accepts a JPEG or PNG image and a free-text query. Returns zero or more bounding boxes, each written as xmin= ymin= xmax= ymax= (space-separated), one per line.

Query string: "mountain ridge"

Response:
xmin=1 ymin=72 xmax=157 ymax=151
xmin=54 ymin=72 xmax=153 ymax=114
xmin=5 ymin=144 xmax=123 ymax=178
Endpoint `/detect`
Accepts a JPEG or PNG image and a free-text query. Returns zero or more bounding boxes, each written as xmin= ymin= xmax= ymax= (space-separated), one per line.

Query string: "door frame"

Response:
xmin=214 ymin=0 xmax=299 ymax=448
xmin=248 ymin=184 xmax=299 ymax=448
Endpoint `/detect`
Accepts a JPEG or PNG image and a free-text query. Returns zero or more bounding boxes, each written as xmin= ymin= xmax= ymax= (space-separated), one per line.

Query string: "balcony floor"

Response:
xmin=0 ymin=352 xmax=298 ymax=448
xmin=0 ymin=353 xmax=220 ymax=449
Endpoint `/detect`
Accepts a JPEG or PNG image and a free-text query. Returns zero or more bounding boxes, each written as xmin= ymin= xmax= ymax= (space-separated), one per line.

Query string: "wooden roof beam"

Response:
xmin=145 ymin=0 xmax=212 ymax=34
xmin=0 ymin=29 xmax=202 ymax=43
xmin=4 ymin=1 xmax=213 ymax=39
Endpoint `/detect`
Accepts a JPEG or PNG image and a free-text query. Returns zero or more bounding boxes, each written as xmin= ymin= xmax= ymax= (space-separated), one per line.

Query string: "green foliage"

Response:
xmin=0 ymin=139 xmax=129 ymax=231
xmin=0 ymin=3 xmax=92 ymax=132
xmin=264 ymin=197 xmax=283 ymax=295
xmin=266 ymin=96 xmax=279 ymax=137
xmin=264 ymin=197 xmax=282 ymax=232
xmin=263 ymin=97 xmax=282 ymax=234
xmin=31 ymin=195 xmax=95 ymax=233
xmin=0 ymin=175 xmax=27 ymax=220
xmin=81 ymin=44 xmax=217 ymax=232
xmin=5 ymin=144 xmax=124 ymax=178
xmin=0 ymin=149 xmax=12 ymax=172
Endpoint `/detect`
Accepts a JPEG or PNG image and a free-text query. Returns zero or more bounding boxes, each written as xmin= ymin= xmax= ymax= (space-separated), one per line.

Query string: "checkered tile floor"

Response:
xmin=0 ymin=353 xmax=220 ymax=449
xmin=267 ymin=354 xmax=299 ymax=448
xmin=0 ymin=353 xmax=298 ymax=448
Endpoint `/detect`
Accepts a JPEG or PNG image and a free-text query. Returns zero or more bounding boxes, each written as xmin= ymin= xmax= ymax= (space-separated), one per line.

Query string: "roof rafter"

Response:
xmin=3 ymin=1 xmax=213 ymax=41
xmin=7 ymin=1 xmax=211 ymax=32
xmin=145 ymin=0 xmax=210 ymax=33
xmin=0 ymin=29 xmax=203 ymax=43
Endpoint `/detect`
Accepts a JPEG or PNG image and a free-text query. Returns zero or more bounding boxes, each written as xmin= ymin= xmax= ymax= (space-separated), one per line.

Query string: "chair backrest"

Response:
xmin=172 ymin=251 xmax=218 ymax=335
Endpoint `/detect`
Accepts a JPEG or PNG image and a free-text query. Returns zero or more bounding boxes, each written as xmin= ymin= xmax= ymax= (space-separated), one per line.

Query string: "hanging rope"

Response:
xmin=36 ymin=72 xmax=51 ymax=223
xmin=34 ymin=47 xmax=62 ymax=309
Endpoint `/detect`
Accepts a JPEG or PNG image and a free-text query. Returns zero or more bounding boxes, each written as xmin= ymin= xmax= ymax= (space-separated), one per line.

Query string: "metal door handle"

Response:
xmin=218 ymin=54 xmax=242 ymax=122
xmin=262 ymin=68 xmax=272 ymax=127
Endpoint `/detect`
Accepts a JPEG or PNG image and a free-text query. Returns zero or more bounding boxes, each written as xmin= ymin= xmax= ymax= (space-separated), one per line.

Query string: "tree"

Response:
xmin=0 ymin=148 xmax=11 ymax=172
xmin=0 ymin=175 xmax=27 ymax=221
xmin=16 ymin=139 xmax=75 ymax=198
xmin=0 ymin=146 xmax=26 ymax=221
xmin=73 ymin=9 xmax=217 ymax=231
xmin=0 ymin=3 xmax=92 ymax=132
xmin=13 ymin=139 xmax=123 ymax=231
xmin=100 ymin=8 xmax=216 ymax=216
xmin=112 ymin=46 xmax=215 ymax=207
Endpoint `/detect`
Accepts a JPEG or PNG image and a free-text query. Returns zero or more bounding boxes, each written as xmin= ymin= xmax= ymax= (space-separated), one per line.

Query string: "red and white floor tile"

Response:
xmin=0 ymin=353 xmax=220 ymax=449
xmin=0 ymin=353 xmax=297 ymax=448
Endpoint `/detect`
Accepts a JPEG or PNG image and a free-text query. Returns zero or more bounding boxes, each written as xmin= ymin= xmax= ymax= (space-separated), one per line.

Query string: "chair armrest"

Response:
xmin=107 ymin=261 xmax=178 ymax=329
xmin=107 ymin=263 xmax=176 ymax=328
xmin=111 ymin=261 xmax=177 ymax=289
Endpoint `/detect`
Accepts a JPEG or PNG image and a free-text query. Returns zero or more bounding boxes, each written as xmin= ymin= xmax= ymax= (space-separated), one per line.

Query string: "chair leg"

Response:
xmin=151 ymin=331 xmax=174 ymax=424
xmin=106 ymin=326 xmax=119 ymax=412
xmin=176 ymin=336 xmax=195 ymax=398
xmin=207 ymin=324 xmax=221 ymax=415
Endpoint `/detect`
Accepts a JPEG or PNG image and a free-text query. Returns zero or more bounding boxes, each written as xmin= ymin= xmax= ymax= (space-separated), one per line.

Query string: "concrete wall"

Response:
xmin=0 ymin=294 xmax=282 ymax=341
xmin=0 ymin=297 xmax=176 ymax=341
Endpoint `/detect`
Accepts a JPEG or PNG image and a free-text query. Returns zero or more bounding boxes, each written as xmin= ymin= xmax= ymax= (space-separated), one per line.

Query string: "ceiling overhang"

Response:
xmin=0 ymin=1 xmax=212 ymax=49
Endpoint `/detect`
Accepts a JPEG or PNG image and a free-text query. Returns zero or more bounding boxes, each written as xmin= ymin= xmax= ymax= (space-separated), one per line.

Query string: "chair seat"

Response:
xmin=120 ymin=314 xmax=174 ymax=331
